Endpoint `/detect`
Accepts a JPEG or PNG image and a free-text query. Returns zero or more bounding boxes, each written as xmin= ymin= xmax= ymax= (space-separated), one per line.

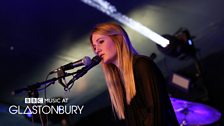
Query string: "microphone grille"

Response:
xmin=83 ymin=56 xmax=92 ymax=66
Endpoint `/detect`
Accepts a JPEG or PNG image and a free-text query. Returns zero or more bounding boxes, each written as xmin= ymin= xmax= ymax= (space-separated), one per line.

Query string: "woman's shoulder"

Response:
xmin=133 ymin=54 xmax=160 ymax=73
xmin=133 ymin=55 xmax=163 ymax=77
xmin=133 ymin=55 xmax=154 ymax=65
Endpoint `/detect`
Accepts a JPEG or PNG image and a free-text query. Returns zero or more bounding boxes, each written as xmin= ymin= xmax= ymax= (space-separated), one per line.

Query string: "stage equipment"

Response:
xmin=11 ymin=55 xmax=101 ymax=125
xmin=159 ymin=28 xmax=208 ymax=101
xmin=49 ymin=56 xmax=91 ymax=74
xmin=171 ymin=73 xmax=190 ymax=92
xmin=11 ymin=55 xmax=102 ymax=95
xmin=157 ymin=28 xmax=196 ymax=59
xmin=170 ymin=97 xmax=221 ymax=126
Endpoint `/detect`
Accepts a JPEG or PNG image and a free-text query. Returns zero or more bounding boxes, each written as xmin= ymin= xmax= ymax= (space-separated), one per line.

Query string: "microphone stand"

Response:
xmin=66 ymin=64 xmax=92 ymax=90
xmin=11 ymin=55 xmax=101 ymax=126
xmin=12 ymin=56 xmax=101 ymax=95
xmin=11 ymin=71 xmax=79 ymax=96
xmin=66 ymin=55 xmax=102 ymax=89
xmin=11 ymin=69 xmax=84 ymax=126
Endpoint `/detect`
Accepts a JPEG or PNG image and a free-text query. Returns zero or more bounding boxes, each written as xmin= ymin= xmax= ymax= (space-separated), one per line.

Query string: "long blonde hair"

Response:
xmin=90 ymin=22 xmax=138 ymax=119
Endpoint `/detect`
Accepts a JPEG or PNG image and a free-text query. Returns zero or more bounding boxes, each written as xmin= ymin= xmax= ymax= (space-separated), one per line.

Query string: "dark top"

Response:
xmin=123 ymin=55 xmax=179 ymax=126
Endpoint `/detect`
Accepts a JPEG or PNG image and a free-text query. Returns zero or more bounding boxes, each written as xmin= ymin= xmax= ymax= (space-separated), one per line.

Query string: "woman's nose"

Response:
xmin=95 ymin=47 xmax=102 ymax=55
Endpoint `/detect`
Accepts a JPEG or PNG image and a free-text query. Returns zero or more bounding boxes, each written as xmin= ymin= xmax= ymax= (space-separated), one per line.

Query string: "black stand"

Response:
xmin=12 ymin=55 xmax=101 ymax=95
xmin=11 ymin=71 xmax=78 ymax=96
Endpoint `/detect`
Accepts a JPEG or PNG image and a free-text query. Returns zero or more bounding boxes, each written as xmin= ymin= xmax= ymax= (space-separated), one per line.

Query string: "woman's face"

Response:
xmin=92 ymin=33 xmax=117 ymax=65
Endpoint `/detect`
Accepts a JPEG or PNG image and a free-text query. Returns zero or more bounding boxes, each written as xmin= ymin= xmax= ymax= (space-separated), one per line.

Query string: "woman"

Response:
xmin=90 ymin=22 xmax=178 ymax=126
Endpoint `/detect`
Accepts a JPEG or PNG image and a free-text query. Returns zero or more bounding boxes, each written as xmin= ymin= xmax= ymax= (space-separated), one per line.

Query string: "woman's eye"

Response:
xmin=99 ymin=40 xmax=104 ymax=44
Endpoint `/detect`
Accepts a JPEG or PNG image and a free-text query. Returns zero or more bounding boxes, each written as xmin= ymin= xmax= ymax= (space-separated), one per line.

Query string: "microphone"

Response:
xmin=77 ymin=55 xmax=102 ymax=76
xmin=76 ymin=55 xmax=102 ymax=76
xmin=84 ymin=55 xmax=102 ymax=72
xmin=50 ymin=56 xmax=91 ymax=74
xmin=66 ymin=55 xmax=102 ymax=87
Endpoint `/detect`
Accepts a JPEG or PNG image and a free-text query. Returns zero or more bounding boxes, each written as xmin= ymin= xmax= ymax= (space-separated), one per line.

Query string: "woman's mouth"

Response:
xmin=99 ymin=54 xmax=104 ymax=58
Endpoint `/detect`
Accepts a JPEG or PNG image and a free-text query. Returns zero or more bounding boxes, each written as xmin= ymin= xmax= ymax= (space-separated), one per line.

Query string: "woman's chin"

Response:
xmin=103 ymin=59 xmax=110 ymax=64
xmin=103 ymin=60 xmax=109 ymax=64
xmin=103 ymin=57 xmax=117 ymax=65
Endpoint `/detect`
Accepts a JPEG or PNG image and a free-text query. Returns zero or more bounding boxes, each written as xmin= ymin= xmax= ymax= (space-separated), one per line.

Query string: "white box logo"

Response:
xmin=25 ymin=98 xmax=44 ymax=104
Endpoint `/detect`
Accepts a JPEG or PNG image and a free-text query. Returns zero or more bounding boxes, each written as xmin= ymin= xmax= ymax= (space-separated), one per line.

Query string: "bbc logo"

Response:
xmin=25 ymin=98 xmax=44 ymax=104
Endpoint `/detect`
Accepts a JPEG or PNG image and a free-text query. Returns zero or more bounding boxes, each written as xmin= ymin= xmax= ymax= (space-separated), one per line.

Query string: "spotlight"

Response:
xmin=157 ymin=28 xmax=196 ymax=59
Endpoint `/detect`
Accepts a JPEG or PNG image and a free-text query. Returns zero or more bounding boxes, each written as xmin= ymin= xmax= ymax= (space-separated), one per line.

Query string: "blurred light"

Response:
xmin=10 ymin=46 xmax=14 ymax=51
xmin=26 ymin=113 xmax=32 ymax=118
xmin=24 ymin=109 xmax=32 ymax=118
xmin=188 ymin=39 xmax=192 ymax=45
xmin=81 ymin=0 xmax=169 ymax=47
xmin=171 ymin=73 xmax=190 ymax=91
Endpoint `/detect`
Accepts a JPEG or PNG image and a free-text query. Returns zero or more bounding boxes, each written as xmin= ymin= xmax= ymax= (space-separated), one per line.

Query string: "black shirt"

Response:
xmin=123 ymin=55 xmax=178 ymax=126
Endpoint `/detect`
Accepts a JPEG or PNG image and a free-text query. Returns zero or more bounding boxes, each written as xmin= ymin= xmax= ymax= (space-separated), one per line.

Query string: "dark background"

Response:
xmin=0 ymin=0 xmax=223 ymax=125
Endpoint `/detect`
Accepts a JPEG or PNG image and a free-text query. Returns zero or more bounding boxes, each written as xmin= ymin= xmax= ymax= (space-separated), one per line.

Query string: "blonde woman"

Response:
xmin=90 ymin=22 xmax=178 ymax=126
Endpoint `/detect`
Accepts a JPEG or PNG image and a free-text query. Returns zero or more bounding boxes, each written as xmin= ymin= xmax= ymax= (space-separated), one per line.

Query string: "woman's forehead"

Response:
xmin=92 ymin=34 xmax=109 ymax=42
